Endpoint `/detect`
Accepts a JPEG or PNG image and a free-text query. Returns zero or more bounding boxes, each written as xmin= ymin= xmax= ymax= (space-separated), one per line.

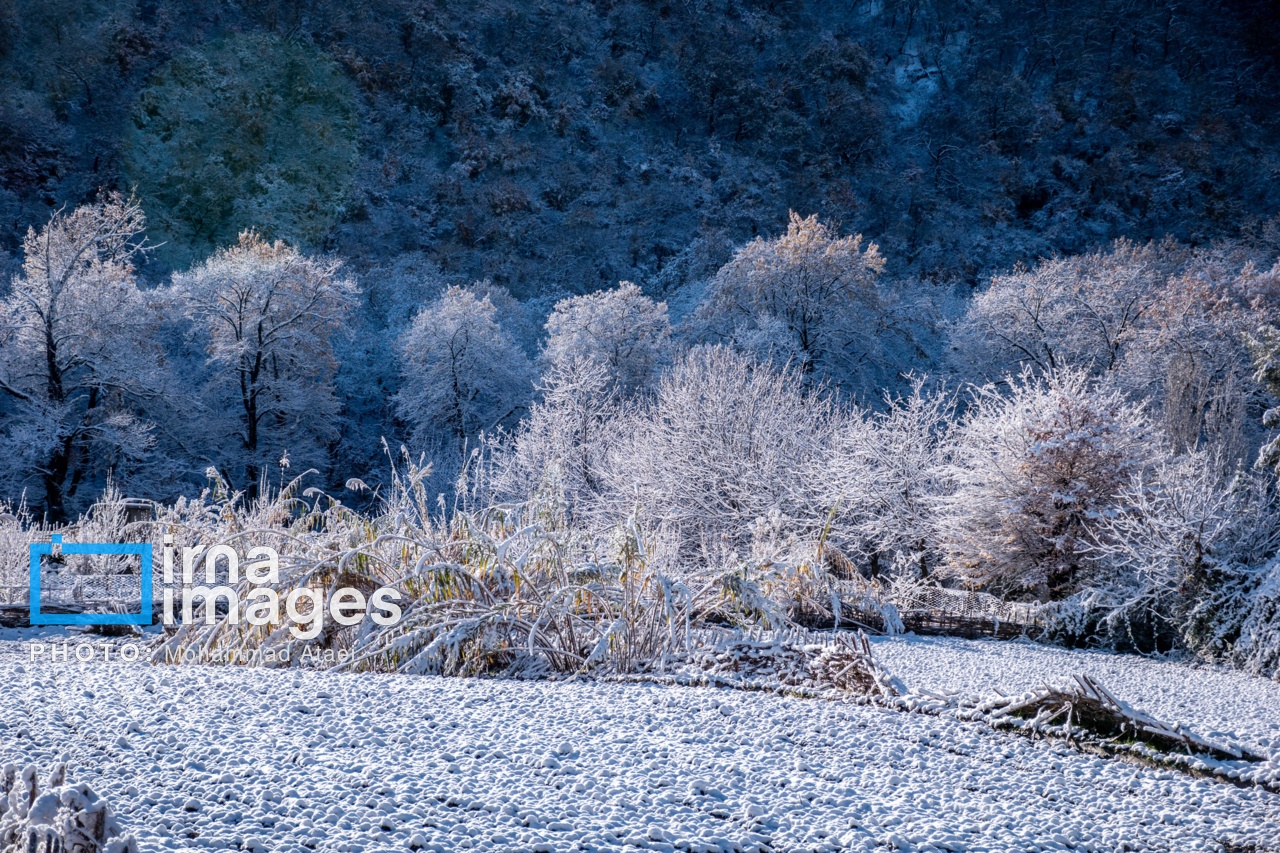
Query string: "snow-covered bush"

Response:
xmin=1247 ymin=320 xmax=1280 ymax=477
xmin=0 ymin=763 xmax=136 ymax=853
xmin=0 ymin=502 xmax=43 ymax=602
xmin=1234 ymin=559 xmax=1280 ymax=680
xmin=483 ymin=357 xmax=618 ymax=522
xmin=540 ymin=282 xmax=673 ymax=398
xmin=601 ymin=346 xmax=837 ymax=572
xmin=1074 ymin=453 xmax=1280 ymax=653
xmin=818 ymin=379 xmax=954 ymax=578
xmin=939 ymin=369 xmax=1157 ymax=600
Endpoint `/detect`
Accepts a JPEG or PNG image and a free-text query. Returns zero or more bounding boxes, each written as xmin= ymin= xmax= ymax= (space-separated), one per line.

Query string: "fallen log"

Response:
xmin=969 ymin=673 xmax=1267 ymax=763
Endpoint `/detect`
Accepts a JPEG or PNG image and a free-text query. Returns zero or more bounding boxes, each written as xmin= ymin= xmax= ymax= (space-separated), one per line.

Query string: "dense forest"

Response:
xmin=2 ymin=0 xmax=1279 ymax=286
xmin=4 ymin=0 xmax=1280 ymax=501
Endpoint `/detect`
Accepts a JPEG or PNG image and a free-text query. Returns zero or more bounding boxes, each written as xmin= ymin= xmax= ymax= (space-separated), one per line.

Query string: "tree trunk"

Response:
xmin=42 ymin=436 xmax=74 ymax=523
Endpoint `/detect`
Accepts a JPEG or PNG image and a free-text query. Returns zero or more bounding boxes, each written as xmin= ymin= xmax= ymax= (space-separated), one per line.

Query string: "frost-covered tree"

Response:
xmin=464 ymin=280 xmax=540 ymax=358
xmin=951 ymin=240 xmax=1185 ymax=378
xmin=176 ymin=231 xmax=358 ymax=496
xmin=1135 ymin=258 xmax=1263 ymax=460
xmin=0 ymin=195 xmax=163 ymax=519
xmin=692 ymin=212 xmax=894 ymax=395
xmin=939 ymin=369 xmax=1156 ymax=600
xmin=541 ymin=282 xmax=673 ymax=397
xmin=486 ymin=356 xmax=617 ymax=519
xmin=397 ymin=285 xmax=532 ymax=451
xmin=954 ymin=241 xmax=1271 ymax=462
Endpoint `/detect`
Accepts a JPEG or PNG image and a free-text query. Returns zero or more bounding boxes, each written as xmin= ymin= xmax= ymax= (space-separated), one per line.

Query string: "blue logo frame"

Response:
xmin=28 ymin=535 xmax=153 ymax=626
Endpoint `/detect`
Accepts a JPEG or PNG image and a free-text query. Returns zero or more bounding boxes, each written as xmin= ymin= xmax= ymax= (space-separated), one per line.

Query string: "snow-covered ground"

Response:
xmin=1 ymin=630 xmax=1278 ymax=853
xmin=871 ymin=635 xmax=1280 ymax=752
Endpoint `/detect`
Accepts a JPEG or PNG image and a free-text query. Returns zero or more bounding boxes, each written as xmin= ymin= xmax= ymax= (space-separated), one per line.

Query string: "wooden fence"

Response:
xmin=824 ymin=580 xmax=1046 ymax=640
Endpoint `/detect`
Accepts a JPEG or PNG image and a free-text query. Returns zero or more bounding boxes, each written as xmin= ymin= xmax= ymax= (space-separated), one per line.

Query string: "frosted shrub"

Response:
xmin=485 ymin=358 xmax=618 ymax=522
xmin=818 ymin=379 xmax=954 ymax=578
xmin=1080 ymin=454 xmax=1280 ymax=652
xmin=153 ymin=456 xmax=739 ymax=678
xmin=1234 ymin=559 xmax=1280 ymax=680
xmin=0 ymin=503 xmax=44 ymax=601
xmin=0 ymin=763 xmax=136 ymax=853
xmin=602 ymin=346 xmax=837 ymax=574
xmin=939 ymin=369 xmax=1156 ymax=600
xmin=1247 ymin=318 xmax=1280 ymax=476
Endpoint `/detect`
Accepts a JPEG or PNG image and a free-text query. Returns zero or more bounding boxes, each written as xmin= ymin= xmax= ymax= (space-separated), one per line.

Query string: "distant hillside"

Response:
xmin=3 ymin=0 xmax=1279 ymax=295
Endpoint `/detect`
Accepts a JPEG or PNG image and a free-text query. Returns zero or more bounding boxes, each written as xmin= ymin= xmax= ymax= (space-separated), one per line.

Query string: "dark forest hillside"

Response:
xmin=3 ymin=0 xmax=1279 ymax=293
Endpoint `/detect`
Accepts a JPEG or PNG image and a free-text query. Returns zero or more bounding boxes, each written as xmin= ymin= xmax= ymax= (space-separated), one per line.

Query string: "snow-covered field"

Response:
xmin=871 ymin=635 xmax=1280 ymax=751
xmin=1 ymin=630 xmax=1278 ymax=853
